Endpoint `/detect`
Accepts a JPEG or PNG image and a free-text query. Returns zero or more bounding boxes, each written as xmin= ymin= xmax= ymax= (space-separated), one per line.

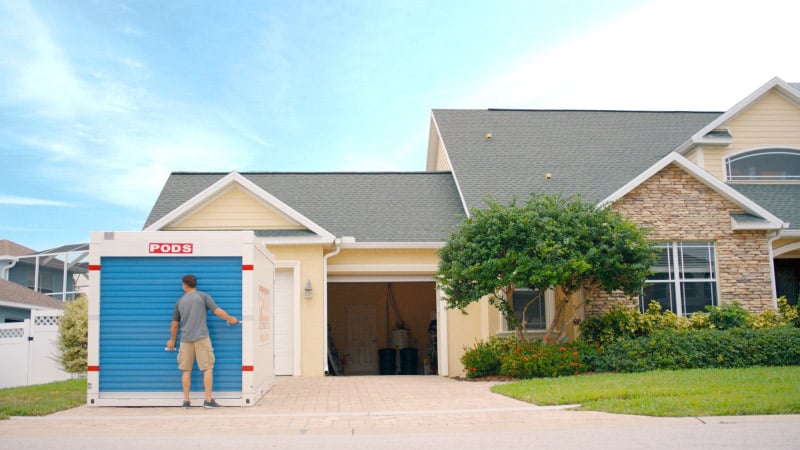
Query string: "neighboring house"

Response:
xmin=0 ymin=240 xmax=89 ymax=301
xmin=138 ymin=77 xmax=800 ymax=377
xmin=0 ymin=278 xmax=65 ymax=323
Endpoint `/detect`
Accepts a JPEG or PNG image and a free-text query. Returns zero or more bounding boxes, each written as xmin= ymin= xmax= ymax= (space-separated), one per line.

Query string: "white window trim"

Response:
xmin=642 ymin=242 xmax=719 ymax=316
xmin=723 ymin=147 xmax=800 ymax=182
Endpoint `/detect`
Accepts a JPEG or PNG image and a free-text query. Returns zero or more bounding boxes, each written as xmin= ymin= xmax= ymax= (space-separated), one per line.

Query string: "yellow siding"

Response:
xmin=447 ymin=299 xmax=487 ymax=377
xmin=700 ymin=91 xmax=800 ymax=178
xmin=701 ymin=146 xmax=727 ymax=180
xmin=329 ymin=248 xmax=440 ymax=267
xmin=168 ymin=186 xmax=305 ymax=231
xmin=727 ymin=91 xmax=800 ymax=152
xmin=268 ymin=244 xmax=327 ymax=376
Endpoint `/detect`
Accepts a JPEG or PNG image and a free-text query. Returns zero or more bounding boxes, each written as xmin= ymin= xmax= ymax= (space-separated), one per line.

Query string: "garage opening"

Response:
xmin=327 ymin=281 xmax=437 ymax=376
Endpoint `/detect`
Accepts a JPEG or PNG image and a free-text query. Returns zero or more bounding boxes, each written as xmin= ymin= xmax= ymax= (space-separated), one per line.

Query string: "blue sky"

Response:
xmin=1 ymin=0 xmax=799 ymax=252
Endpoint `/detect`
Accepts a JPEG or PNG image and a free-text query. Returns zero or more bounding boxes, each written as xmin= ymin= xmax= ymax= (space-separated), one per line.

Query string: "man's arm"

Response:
xmin=213 ymin=307 xmax=239 ymax=325
xmin=166 ymin=320 xmax=179 ymax=350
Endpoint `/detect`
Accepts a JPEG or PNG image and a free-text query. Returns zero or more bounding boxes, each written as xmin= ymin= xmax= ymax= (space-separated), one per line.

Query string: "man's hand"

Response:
xmin=166 ymin=339 xmax=176 ymax=350
xmin=227 ymin=317 xmax=239 ymax=325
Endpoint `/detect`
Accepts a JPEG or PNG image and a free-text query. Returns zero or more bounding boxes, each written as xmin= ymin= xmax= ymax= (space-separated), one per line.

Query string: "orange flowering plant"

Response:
xmin=461 ymin=336 xmax=598 ymax=379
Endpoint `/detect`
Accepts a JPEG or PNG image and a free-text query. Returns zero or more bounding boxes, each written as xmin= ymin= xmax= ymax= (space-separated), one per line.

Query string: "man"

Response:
xmin=166 ymin=274 xmax=239 ymax=408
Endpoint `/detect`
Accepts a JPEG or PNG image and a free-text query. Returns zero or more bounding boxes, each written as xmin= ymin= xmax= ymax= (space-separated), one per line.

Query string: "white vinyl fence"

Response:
xmin=0 ymin=309 xmax=73 ymax=389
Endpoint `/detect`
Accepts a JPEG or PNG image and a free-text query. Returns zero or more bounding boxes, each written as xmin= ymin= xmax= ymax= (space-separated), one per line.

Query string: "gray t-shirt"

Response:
xmin=172 ymin=290 xmax=219 ymax=343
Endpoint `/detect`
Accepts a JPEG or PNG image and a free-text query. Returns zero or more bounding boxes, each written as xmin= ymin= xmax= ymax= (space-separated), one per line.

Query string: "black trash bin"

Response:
xmin=378 ymin=348 xmax=396 ymax=375
xmin=399 ymin=348 xmax=418 ymax=375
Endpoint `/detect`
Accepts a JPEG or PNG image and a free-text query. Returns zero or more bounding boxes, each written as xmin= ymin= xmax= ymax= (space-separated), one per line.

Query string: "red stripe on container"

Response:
xmin=89 ymin=265 xmax=101 ymax=271
xmin=87 ymin=365 xmax=100 ymax=372
xmin=242 ymin=265 xmax=254 ymax=271
xmin=242 ymin=365 xmax=254 ymax=371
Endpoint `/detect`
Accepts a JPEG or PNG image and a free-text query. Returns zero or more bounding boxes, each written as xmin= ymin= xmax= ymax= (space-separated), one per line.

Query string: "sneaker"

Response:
xmin=203 ymin=399 xmax=222 ymax=409
xmin=182 ymin=401 xmax=191 ymax=409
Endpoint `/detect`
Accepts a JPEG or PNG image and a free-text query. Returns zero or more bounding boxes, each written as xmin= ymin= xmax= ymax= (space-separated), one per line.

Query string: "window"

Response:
xmin=726 ymin=148 xmax=800 ymax=181
xmin=641 ymin=242 xmax=718 ymax=315
xmin=505 ymin=288 xmax=552 ymax=330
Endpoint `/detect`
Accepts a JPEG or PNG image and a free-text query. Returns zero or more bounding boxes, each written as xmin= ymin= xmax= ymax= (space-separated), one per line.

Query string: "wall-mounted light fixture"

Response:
xmin=304 ymin=280 xmax=313 ymax=300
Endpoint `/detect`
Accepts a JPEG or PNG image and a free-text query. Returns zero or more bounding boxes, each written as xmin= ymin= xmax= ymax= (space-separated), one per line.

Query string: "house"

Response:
xmin=0 ymin=278 xmax=65 ymax=323
xmin=139 ymin=77 xmax=800 ymax=377
xmin=0 ymin=240 xmax=89 ymax=301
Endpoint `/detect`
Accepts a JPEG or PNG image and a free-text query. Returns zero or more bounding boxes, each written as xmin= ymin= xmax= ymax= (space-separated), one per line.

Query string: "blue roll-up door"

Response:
xmin=99 ymin=256 xmax=242 ymax=394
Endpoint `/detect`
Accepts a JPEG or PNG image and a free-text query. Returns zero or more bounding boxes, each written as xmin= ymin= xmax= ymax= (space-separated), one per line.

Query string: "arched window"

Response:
xmin=725 ymin=148 xmax=800 ymax=181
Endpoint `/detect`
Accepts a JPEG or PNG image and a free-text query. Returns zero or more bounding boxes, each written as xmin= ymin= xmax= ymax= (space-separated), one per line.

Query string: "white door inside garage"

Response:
xmin=274 ymin=270 xmax=294 ymax=375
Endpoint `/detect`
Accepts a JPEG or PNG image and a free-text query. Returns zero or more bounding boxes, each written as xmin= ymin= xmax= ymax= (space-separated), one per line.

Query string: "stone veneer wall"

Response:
xmin=586 ymin=164 xmax=774 ymax=317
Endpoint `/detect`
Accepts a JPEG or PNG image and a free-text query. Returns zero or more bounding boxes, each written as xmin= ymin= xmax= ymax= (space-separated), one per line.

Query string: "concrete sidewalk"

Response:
xmin=1 ymin=375 xmax=799 ymax=448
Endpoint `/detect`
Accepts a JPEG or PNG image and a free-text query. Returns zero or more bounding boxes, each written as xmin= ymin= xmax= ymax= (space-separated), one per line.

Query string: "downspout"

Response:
xmin=322 ymin=238 xmax=342 ymax=374
xmin=1 ymin=257 xmax=18 ymax=280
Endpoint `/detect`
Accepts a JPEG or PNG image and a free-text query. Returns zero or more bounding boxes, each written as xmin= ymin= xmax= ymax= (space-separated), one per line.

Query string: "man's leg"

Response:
xmin=203 ymin=369 xmax=213 ymax=401
xmin=182 ymin=370 xmax=192 ymax=401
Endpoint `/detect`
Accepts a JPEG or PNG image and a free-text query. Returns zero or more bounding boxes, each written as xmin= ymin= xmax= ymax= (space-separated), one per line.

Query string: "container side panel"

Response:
xmin=99 ymin=257 xmax=243 ymax=393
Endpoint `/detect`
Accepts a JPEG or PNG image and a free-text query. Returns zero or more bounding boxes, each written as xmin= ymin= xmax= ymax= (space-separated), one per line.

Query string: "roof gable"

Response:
xmin=145 ymin=172 xmax=466 ymax=243
xmin=677 ymin=77 xmax=800 ymax=153
xmin=600 ymin=152 xmax=787 ymax=230
xmin=144 ymin=172 xmax=335 ymax=242
xmin=168 ymin=184 xmax=306 ymax=231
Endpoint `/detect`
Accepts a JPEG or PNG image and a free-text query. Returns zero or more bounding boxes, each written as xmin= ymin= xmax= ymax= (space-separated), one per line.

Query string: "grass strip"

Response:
xmin=491 ymin=366 xmax=800 ymax=416
xmin=0 ymin=378 xmax=86 ymax=420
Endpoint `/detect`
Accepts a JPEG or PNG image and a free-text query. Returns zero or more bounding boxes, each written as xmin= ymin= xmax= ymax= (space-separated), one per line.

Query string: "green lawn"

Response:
xmin=491 ymin=366 xmax=800 ymax=416
xmin=0 ymin=378 xmax=86 ymax=420
xmin=3 ymin=368 xmax=800 ymax=419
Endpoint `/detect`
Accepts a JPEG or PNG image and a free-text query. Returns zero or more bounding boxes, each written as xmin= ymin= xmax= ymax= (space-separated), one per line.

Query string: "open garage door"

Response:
xmin=327 ymin=280 xmax=436 ymax=375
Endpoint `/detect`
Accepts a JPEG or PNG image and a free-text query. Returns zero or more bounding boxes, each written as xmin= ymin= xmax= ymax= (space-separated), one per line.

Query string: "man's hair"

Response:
xmin=182 ymin=274 xmax=197 ymax=288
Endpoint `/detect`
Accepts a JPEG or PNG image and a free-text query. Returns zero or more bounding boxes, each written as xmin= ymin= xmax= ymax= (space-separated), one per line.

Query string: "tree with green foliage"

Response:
xmin=58 ymin=295 xmax=88 ymax=373
xmin=436 ymin=194 xmax=656 ymax=340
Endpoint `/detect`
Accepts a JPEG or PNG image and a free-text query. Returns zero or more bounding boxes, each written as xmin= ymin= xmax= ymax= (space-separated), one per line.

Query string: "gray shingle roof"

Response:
xmin=145 ymin=172 xmax=466 ymax=242
xmin=0 ymin=279 xmax=65 ymax=310
xmin=432 ymin=109 xmax=722 ymax=210
xmin=729 ymin=184 xmax=800 ymax=230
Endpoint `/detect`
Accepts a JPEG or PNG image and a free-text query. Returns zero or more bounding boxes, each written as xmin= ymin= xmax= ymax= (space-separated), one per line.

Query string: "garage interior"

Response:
xmin=328 ymin=281 xmax=437 ymax=376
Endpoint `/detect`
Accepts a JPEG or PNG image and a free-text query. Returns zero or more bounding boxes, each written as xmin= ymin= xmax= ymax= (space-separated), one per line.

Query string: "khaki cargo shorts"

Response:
xmin=177 ymin=336 xmax=215 ymax=371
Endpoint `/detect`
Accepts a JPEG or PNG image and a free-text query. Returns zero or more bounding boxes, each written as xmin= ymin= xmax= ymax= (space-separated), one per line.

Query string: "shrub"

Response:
xmin=58 ymin=295 xmax=88 ymax=374
xmin=460 ymin=336 xmax=515 ymax=378
xmin=461 ymin=336 xmax=600 ymax=378
xmin=580 ymin=302 xmax=690 ymax=345
xmin=579 ymin=304 xmax=644 ymax=345
xmin=749 ymin=297 xmax=799 ymax=329
xmin=591 ymin=327 xmax=800 ymax=373
xmin=705 ymin=302 xmax=750 ymax=329
xmin=498 ymin=340 xmax=598 ymax=378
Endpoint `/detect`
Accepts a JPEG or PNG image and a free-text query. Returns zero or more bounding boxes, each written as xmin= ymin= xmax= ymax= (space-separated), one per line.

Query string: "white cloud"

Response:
xmin=0 ymin=195 xmax=74 ymax=207
xmin=0 ymin=2 xmax=259 ymax=212
xmin=0 ymin=1 xmax=91 ymax=119
xmin=459 ymin=0 xmax=800 ymax=111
